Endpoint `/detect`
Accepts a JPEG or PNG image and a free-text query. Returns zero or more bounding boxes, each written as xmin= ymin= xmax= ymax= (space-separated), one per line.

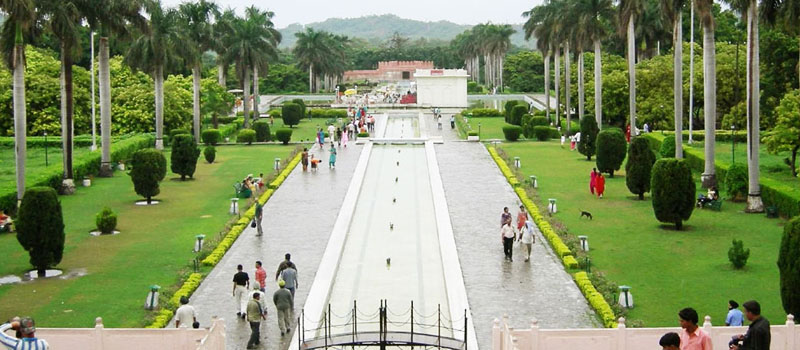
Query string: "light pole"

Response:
xmin=478 ymin=122 xmax=481 ymax=138
xmin=731 ymin=125 xmax=736 ymax=164
xmin=44 ymin=131 xmax=48 ymax=167
xmin=689 ymin=0 xmax=694 ymax=144
xmin=90 ymin=31 xmax=97 ymax=151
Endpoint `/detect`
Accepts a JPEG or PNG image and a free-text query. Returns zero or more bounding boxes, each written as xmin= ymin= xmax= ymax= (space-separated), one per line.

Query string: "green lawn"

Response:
xmin=0 ymin=144 xmax=293 ymax=327
xmin=0 ymin=146 xmax=93 ymax=197
xmin=500 ymin=141 xmax=786 ymax=327
xmin=259 ymin=117 xmax=334 ymax=143
xmin=461 ymin=117 xmax=514 ymax=140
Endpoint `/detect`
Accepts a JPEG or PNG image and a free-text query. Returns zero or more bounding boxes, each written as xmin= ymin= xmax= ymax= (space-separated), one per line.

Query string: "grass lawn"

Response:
xmin=0 ymin=144 xmax=293 ymax=327
xmin=0 ymin=146 xmax=93 ymax=197
xmin=500 ymin=140 xmax=786 ymax=327
xmin=258 ymin=117 xmax=335 ymax=143
xmin=460 ymin=117 xmax=514 ymax=140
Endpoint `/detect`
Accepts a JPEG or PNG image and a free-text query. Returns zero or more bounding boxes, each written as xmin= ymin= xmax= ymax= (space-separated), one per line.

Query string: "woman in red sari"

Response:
xmin=595 ymin=173 xmax=606 ymax=198
xmin=590 ymin=168 xmax=598 ymax=194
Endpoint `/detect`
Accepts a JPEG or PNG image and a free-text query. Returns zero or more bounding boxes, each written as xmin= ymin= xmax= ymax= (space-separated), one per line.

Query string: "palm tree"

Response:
xmin=661 ymin=0 xmax=686 ymax=158
xmin=86 ymin=0 xmax=146 ymax=177
xmin=0 ymin=0 xmax=35 ymax=207
xmin=213 ymin=8 xmax=236 ymax=88
xmin=575 ymin=0 xmax=614 ymax=128
xmin=293 ymin=28 xmax=333 ymax=93
xmin=523 ymin=2 xmax=558 ymax=122
xmin=242 ymin=7 xmax=280 ymax=121
xmin=619 ymin=0 xmax=645 ymax=136
xmin=178 ymin=0 xmax=218 ymax=142
xmin=696 ymin=0 xmax=718 ymax=187
xmin=126 ymin=0 xmax=179 ymax=150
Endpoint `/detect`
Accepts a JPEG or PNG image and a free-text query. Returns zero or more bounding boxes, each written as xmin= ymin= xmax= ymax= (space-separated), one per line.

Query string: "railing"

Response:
xmin=493 ymin=314 xmax=798 ymax=350
xmin=298 ymin=300 xmax=468 ymax=349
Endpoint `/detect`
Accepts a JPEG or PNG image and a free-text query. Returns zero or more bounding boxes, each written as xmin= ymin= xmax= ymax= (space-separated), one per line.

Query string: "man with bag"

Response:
xmin=253 ymin=202 xmax=263 ymax=236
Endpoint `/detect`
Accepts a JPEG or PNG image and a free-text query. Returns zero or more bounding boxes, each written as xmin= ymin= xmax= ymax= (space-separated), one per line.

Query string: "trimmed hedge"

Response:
xmin=219 ymin=118 xmax=243 ymax=140
xmin=463 ymin=108 xmax=503 ymax=118
xmin=203 ymin=146 xmax=216 ymax=164
xmin=651 ymin=158 xmax=696 ymax=230
xmin=574 ymin=272 xmax=617 ymax=328
xmin=16 ymin=187 xmax=65 ymax=275
xmin=724 ymin=163 xmax=748 ymax=201
xmin=237 ymin=129 xmax=256 ymax=144
xmin=282 ymin=102 xmax=303 ymax=128
xmin=467 ymin=131 xmax=478 ymax=136
xmin=170 ymin=135 xmax=200 ymax=180
xmin=578 ymin=117 xmax=599 ymax=160
xmin=275 ymin=128 xmax=293 ymax=145
xmin=253 ymin=121 xmax=271 ymax=142
xmin=201 ymin=129 xmax=221 ymax=145
xmin=502 ymin=125 xmax=523 ymax=141
xmin=626 ymin=137 xmax=656 ymax=200
xmin=96 ymin=207 xmax=117 ymax=234
xmin=595 ymin=128 xmax=627 ymax=177
xmin=533 ymin=126 xmax=552 ymax=141
xmin=130 ymin=149 xmax=167 ymax=204
xmin=778 ymin=216 xmax=800 ymax=318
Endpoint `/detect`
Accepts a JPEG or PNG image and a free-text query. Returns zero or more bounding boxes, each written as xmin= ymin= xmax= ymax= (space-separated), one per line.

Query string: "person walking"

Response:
xmin=450 ymin=115 xmax=455 ymax=129
xmin=0 ymin=317 xmax=49 ymax=350
xmin=246 ymin=292 xmax=266 ymax=349
xmin=501 ymin=207 xmax=512 ymax=227
xmin=595 ymin=173 xmax=606 ymax=198
xmin=590 ymin=168 xmax=598 ymax=195
xmin=232 ymin=264 xmax=250 ymax=319
xmin=341 ymin=126 xmax=349 ymax=148
xmin=730 ymin=300 xmax=770 ymax=350
xmin=273 ymin=280 xmax=294 ymax=337
xmin=500 ymin=222 xmax=515 ymax=262
xmin=329 ymin=144 xmax=337 ymax=169
xmin=280 ymin=265 xmax=298 ymax=298
xmin=276 ymin=253 xmax=297 ymax=280
xmin=519 ymin=220 xmax=535 ymax=262
xmin=336 ymin=127 xmax=342 ymax=147
xmin=254 ymin=261 xmax=267 ymax=293
xmin=726 ymin=300 xmax=744 ymax=326
xmin=301 ymin=148 xmax=309 ymax=172
xmin=678 ymin=307 xmax=712 ymax=350
xmin=437 ymin=115 xmax=442 ymax=130
xmin=254 ymin=202 xmax=263 ymax=236
xmin=175 ymin=296 xmax=198 ymax=328
xmin=327 ymin=124 xmax=336 ymax=143
xmin=516 ymin=205 xmax=528 ymax=232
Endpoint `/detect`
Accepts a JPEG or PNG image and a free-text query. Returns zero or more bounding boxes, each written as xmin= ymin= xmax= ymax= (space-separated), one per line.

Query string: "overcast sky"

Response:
xmin=161 ymin=0 xmax=543 ymax=28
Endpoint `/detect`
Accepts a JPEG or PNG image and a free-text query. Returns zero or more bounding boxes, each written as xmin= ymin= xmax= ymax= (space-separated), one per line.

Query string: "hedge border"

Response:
xmin=487 ymin=145 xmax=617 ymax=328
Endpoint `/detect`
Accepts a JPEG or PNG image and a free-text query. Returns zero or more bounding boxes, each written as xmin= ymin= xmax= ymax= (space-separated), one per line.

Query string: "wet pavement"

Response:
xmin=182 ymin=141 xmax=364 ymax=350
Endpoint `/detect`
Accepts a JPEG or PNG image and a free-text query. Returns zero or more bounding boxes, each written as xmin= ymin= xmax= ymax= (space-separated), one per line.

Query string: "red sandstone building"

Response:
xmin=343 ymin=60 xmax=434 ymax=82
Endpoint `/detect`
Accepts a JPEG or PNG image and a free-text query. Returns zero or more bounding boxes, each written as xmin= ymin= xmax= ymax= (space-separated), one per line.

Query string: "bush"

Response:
xmin=326 ymin=109 xmax=347 ymax=119
xmin=530 ymin=116 xmax=549 ymax=126
xmin=282 ymin=102 xmax=303 ymax=128
xmin=357 ymin=132 xmax=370 ymax=137
xmin=504 ymin=100 xmax=522 ymax=122
xmin=253 ymin=121 xmax=271 ymax=142
xmin=466 ymin=108 xmax=504 ymax=118
xmin=467 ymin=81 xmax=483 ymax=93
xmin=467 ymin=131 xmax=478 ymax=136
xmin=291 ymin=98 xmax=306 ymax=115
xmin=660 ymin=134 xmax=680 ymax=158
xmin=96 ymin=207 xmax=117 ymax=234
xmin=275 ymin=128 xmax=293 ymax=145
xmin=169 ymin=128 xmax=190 ymax=138
xmin=533 ymin=126 xmax=552 ymax=141
xmin=130 ymin=149 xmax=167 ymax=204
xmin=237 ymin=129 xmax=256 ymax=144
xmin=201 ymin=129 xmax=221 ymax=145
xmin=15 ymin=187 xmax=65 ymax=276
xmin=578 ymin=117 xmax=600 ymax=160
xmin=267 ymin=108 xmax=281 ymax=118
xmin=171 ymin=134 xmax=200 ymax=180
xmin=203 ymin=146 xmax=216 ymax=163
xmin=725 ymin=163 xmax=748 ymax=201
xmin=651 ymin=158 xmax=696 ymax=230
xmin=728 ymin=239 xmax=750 ymax=269
xmin=595 ymin=128 xmax=627 ymax=177
xmin=310 ymin=109 xmax=327 ymax=119
xmin=502 ymin=125 xmax=523 ymax=141
xmin=626 ymin=137 xmax=656 ymax=199
xmin=778 ymin=216 xmax=800 ymax=317
xmin=509 ymin=105 xmax=528 ymax=126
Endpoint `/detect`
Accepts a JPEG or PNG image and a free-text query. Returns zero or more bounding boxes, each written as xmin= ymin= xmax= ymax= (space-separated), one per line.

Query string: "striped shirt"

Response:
xmin=0 ymin=323 xmax=49 ymax=350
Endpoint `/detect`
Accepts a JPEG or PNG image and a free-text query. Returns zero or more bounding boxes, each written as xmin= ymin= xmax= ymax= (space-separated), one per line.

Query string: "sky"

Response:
xmin=161 ymin=0 xmax=544 ymax=28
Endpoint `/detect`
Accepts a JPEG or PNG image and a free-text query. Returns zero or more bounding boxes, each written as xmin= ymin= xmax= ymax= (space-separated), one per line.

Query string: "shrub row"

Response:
xmin=145 ymin=309 xmax=174 ymax=329
xmin=309 ymin=108 xmax=347 ymax=119
xmin=146 ymin=272 xmax=205 ymax=325
xmin=218 ymin=118 xmax=243 ymax=140
xmin=574 ymin=272 xmax=618 ymax=328
xmin=0 ymin=134 xmax=132 ymax=148
xmin=488 ymin=147 xmax=519 ymax=186
xmin=269 ymin=153 xmax=302 ymax=189
xmin=0 ymin=134 xmax=155 ymax=215
xmin=463 ymin=108 xmax=503 ymax=118
xmin=658 ymin=130 xmax=749 ymax=143
xmin=642 ymin=134 xmax=800 ymax=218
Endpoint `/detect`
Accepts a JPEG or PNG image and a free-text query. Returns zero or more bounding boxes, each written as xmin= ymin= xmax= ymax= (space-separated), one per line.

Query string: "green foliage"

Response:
xmin=728 ymin=239 xmax=750 ymax=269
xmin=95 ymin=207 xmax=117 ymax=234
xmin=326 ymin=109 xmax=348 ymax=119
xmin=203 ymin=146 xmax=216 ymax=164
xmin=659 ymin=134 xmax=679 ymax=158
xmin=169 ymin=128 xmax=191 ymax=141
xmin=502 ymin=125 xmax=523 ymax=141
xmin=651 ymin=158 xmax=696 ymax=230
xmin=778 ymin=216 xmax=800 ymax=317
xmin=724 ymin=163 xmax=748 ymax=201
xmin=282 ymin=102 xmax=303 ymax=128
xmin=275 ymin=128 xmax=293 ymax=145
xmin=521 ymin=114 xmax=534 ymax=138
xmin=504 ymin=100 xmax=523 ymax=123
xmin=267 ymin=108 xmax=282 ymax=118
xmin=291 ymin=98 xmax=306 ymax=115
xmin=237 ymin=129 xmax=256 ymax=144
xmin=508 ymin=105 xmax=528 ymax=126
xmin=579 ymin=117 xmax=599 ymax=160
xmin=310 ymin=109 xmax=327 ymax=119
xmin=201 ymin=78 xmax=235 ymax=127
xmin=502 ymin=51 xmax=544 ymax=93
xmin=467 ymin=131 xmax=478 ymax=136
xmin=253 ymin=121 xmax=271 ymax=142
xmin=357 ymin=132 xmax=370 ymax=137
xmin=130 ymin=149 xmax=167 ymax=203
xmin=170 ymin=135 xmax=200 ymax=180
xmin=467 ymin=81 xmax=484 ymax=93
xmin=259 ymin=63 xmax=308 ymax=93
xmin=533 ymin=126 xmax=553 ymax=141
xmin=201 ymin=129 xmax=221 ymax=145
xmin=721 ymin=101 xmax=747 ymax=131
xmin=595 ymin=128 xmax=627 ymax=177
xmin=626 ymin=137 xmax=656 ymax=199
xmin=15 ymin=187 xmax=65 ymax=275
xmin=763 ymin=89 xmax=800 ymax=176
xmin=530 ymin=116 xmax=549 ymax=126
xmin=465 ymin=108 xmax=503 ymax=118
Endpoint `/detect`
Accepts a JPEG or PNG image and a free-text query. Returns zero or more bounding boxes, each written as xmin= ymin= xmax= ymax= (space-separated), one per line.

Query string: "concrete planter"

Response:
xmin=82 ymin=179 xmax=91 ymax=187
xmin=467 ymin=135 xmax=480 ymax=142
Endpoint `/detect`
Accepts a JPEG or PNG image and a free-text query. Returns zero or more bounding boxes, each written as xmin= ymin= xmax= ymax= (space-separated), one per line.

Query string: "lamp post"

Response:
xmin=90 ymin=31 xmax=97 ymax=151
xmin=44 ymin=131 xmax=48 ymax=167
xmin=478 ymin=122 xmax=481 ymax=138
xmin=732 ymin=125 xmax=736 ymax=164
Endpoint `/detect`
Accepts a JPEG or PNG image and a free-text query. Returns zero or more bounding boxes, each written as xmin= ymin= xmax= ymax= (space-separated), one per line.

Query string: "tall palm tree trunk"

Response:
xmin=192 ymin=64 xmax=201 ymax=142
xmin=701 ymin=19 xmax=717 ymax=187
xmin=594 ymin=39 xmax=603 ymax=129
xmin=545 ymin=52 xmax=551 ymax=123
xmin=555 ymin=45 xmax=561 ymax=127
xmin=627 ymin=17 xmax=637 ymax=136
xmin=243 ymin=66 xmax=251 ymax=128
xmin=60 ymin=45 xmax=75 ymax=194
xmin=98 ymin=36 xmax=113 ymax=177
xmin=217 ymin=63 xmax=225 ymax=87
xmin=578 ymin=51 xmax=585 ymax=121
xmin=745 ymin=1 xmax=763 ymax=212
xmin=565 ymin=41 xmax=572 ymax=133
xmin=154 ymin=66 xmax=165 ymax=150
xmin=673 ymin=14 xmax=684 ymax=159
xmin=253 ymin=66 xmax=259 ymax=120
xmin=13 ymin=41 xmax=26 ymax=207
xmin=308 ymin=63 xmax=313 ymax=93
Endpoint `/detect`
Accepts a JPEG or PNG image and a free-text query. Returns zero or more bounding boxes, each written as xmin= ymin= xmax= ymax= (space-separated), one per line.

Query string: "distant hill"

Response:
xmin=278 ymin=14 xmax=535 ymax=50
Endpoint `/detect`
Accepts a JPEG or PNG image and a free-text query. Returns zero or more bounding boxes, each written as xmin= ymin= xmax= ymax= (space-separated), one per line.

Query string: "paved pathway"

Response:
xmin=183 ymin=141 xmax=364 ymax=350
xmin=434 ymin=131 xmax=598 ymax=349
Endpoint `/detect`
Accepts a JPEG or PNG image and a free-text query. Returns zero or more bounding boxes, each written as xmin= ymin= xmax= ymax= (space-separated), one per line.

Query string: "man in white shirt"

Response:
xmin=0 ymin=317 xmax=49 ymax=350
xmin=327 ymin=124 xmax=336 ymax=143
xmin=175 ymin=296 xmax=197 ymax=328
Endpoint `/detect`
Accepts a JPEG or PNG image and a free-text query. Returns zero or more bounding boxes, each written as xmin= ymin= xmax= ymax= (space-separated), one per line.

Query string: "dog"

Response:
xmin=579 ymin=210 xmax=593 ymax=220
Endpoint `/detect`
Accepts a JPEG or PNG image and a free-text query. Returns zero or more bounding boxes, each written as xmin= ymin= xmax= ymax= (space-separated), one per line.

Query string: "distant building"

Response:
xmin=414 ymin=69 xmax=468 ymax=108
xmin=343 ymin=61 xmax=434 ymax=82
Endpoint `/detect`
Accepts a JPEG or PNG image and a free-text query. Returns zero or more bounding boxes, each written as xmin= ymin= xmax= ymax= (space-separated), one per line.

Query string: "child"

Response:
xmin=310 ymin=155 xmax=319 ymax=172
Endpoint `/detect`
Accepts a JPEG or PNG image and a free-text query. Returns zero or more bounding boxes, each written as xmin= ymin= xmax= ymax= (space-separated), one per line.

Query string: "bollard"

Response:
xmin=618 ymin=285 xmax=634 ymax=308
xmin=548 ymin=199 xmax=557 ymax=214
xmin=529 ymin=175 xmax=538 ymax=189
xmin=514 ymin=157 xmax=521 ymax=169
xmin=194 ymin=234 xmax=206 ymax=252
xmin=145 ymin=285 xmax=160 ymax=310
xmin=578 ymin=235 xmax=589 ymax=251
xmin=229 ymin=198 xmax=239 ymax=215
xmin=560 ymin=135 xmax=565 ymax=145
xmin=274 ymin=158 xmax=281 ymax=171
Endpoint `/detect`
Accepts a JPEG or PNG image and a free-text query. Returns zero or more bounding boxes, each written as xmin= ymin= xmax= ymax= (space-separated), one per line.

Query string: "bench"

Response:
xmin=233 ymin=183 xmax=252 ymax=199
xmin=705 ymin=199 xmax=723 ymax=211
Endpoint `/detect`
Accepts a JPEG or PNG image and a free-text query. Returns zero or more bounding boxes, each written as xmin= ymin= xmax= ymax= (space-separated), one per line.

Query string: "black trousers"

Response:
xmin=248 ymin=321 xmax=261 ymax=348
xmin=503 ymin=237 xmax=514 ymax=260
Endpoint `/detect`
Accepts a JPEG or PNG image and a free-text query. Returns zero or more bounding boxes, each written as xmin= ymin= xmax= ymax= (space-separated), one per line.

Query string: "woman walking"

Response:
xmin=590 ymin=168 xmax=598 ymax=194
xmin=329 ymin=144 xmax=337 ymax=169
xmin=301 ymin=148 xmax=309 ymax=172
xmin=516 ymin=205 xmax=528 ymax=232
xmin=519 ymin=220 xmax=535 ymax=262
xmin=596 ymin=173 xmax=606 ymax=198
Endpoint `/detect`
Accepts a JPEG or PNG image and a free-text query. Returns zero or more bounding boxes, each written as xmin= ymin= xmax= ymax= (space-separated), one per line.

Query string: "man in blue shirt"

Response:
xmin=726 ymin=300 xmax=744 ymax=326
xmin=0 ymin=317 xmax=49 ymax=350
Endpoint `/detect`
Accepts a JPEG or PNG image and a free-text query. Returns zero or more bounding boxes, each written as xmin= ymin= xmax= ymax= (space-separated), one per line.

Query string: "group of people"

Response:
xmin=697 ymin=186 xmax=720 ymax=208
xmin=589 ymin=168 xmax=606 ymax=198
xmin=228 ymin=254 xmax=299 ymax=349
xmin=658 ymin=300 xmax=770 ymax=350
xmin=500 ymin=206 xmax=536 ymax=262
